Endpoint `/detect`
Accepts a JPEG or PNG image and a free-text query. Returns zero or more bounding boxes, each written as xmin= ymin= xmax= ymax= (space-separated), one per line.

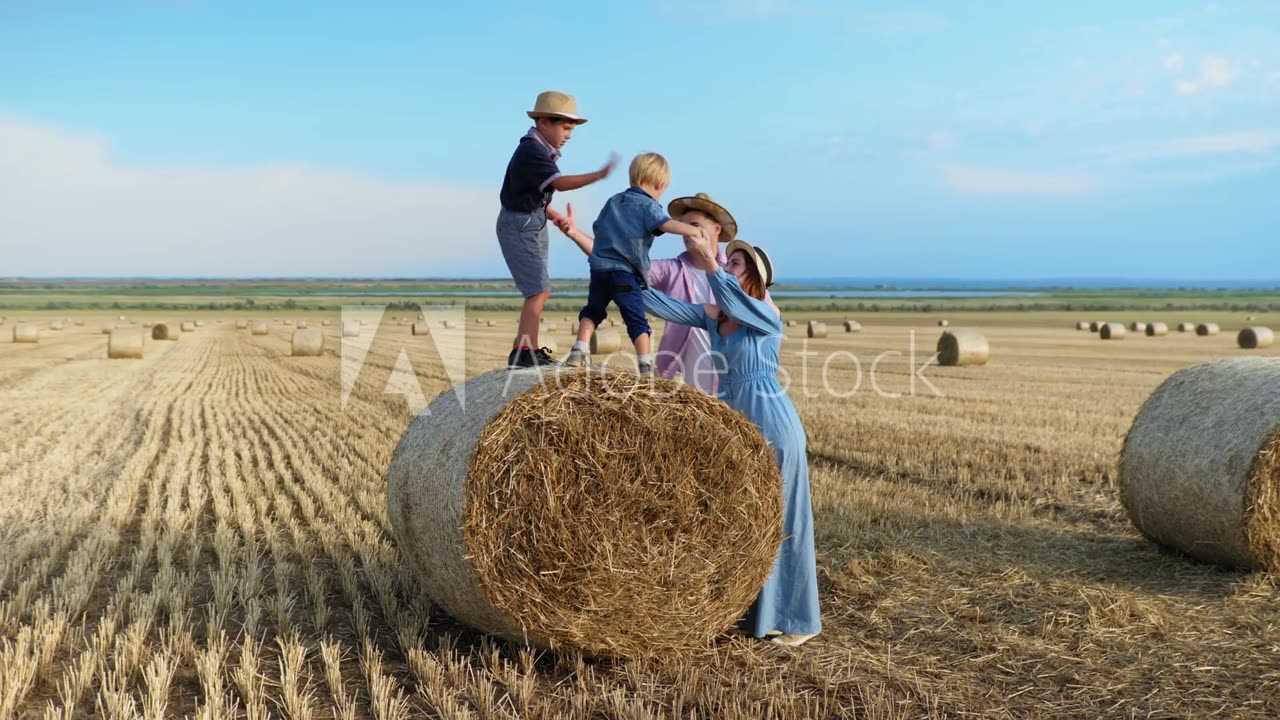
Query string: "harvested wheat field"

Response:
xmin=3 ymin=311 xmax=1280 ymax=719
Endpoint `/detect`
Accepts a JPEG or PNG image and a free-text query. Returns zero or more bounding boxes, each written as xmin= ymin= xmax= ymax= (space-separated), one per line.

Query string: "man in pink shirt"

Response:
xmin=548 ymin=192 xmax=780 ymax=394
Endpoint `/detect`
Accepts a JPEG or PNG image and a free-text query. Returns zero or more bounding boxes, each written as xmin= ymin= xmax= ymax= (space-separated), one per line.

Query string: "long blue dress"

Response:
xmin=643 ymin=268 xmax=822 ymax=638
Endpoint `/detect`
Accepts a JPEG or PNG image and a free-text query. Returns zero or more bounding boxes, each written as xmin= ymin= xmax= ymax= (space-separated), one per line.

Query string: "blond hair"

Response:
xmin=629 ymin=153 xmax=670 ymax=188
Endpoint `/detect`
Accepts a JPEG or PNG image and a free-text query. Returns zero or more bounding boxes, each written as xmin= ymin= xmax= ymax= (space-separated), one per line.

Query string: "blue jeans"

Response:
xmin=580 ymin=270 xmax=651 ymax=342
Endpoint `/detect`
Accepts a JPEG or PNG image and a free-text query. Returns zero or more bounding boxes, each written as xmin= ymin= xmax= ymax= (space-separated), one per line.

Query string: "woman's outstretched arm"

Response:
xmin=707 ymin=268 xmax=783 ymax=337
xmin=642 ymin=287 xmax=710 ymax=329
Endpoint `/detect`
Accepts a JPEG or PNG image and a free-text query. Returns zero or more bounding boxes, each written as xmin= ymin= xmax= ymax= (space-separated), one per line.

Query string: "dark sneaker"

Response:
xmin=533 ymin=347 xmax=558 ymax=366
xmin=509 ymin=347 xmax=559 ymax=369
xmin=563 ymin=347 xmax=590 ymax=368
xmin=637 ymin=362 xmax=654 ymax=377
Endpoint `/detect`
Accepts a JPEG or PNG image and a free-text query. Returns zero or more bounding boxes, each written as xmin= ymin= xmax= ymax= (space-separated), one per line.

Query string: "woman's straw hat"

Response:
xmin=667 ymin=193 xmax=737 ymax=243
xmin=725 ymin=239 xmax=775 ymax=289
xmin=527 ymin=91 xmax=588 ymax=124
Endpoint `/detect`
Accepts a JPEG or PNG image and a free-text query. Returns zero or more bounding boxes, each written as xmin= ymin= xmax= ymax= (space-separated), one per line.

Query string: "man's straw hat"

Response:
xmin=725 ymin=239 xmax=775 ymax=289
xmin=527 ymin=91 xmax=588 ymax=124
xmin=667 ymin=193 xmax=737 ymax=243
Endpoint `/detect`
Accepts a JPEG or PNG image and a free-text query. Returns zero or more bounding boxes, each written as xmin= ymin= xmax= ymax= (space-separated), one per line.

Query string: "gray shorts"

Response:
xmin=496 ymin=207 xmax=550 ymax=298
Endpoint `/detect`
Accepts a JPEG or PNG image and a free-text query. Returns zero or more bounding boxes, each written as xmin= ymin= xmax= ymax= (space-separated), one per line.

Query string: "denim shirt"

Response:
xmin=587 ymin=187 xmax=671 ymax=280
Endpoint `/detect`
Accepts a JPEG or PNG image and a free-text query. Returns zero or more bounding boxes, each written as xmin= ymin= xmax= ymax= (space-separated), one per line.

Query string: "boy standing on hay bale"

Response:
xmin=557 ymin=153 xmax=711 ymax=376
xmin=498 ymin=90 xmax=618 ymax=369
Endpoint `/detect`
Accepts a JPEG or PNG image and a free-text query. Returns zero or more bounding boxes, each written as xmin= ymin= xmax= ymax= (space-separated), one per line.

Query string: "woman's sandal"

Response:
xmin=769 ymin=633 xmax=817 ymax=647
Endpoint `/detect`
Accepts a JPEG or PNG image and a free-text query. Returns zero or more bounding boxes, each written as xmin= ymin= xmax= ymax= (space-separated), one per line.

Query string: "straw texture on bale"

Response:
xmin=1239 ymin=327 xmax=1275 ymax=349
xmin=13 ymin=323 xmax=38 ymax=343
xmin=1197 ymin=323 xmax=1220 ymax=336
xmin=151 ymin=323 xmax=179 ymax=341
xmin=1100 ymin=323 xmax=1126 ymax=340
xmin=844 ymin=320 xmax=861 ymax=332
xmin=181 ymin=321 xmax=195 ymax=332
xmin=251 ymin=321 xmax=268 ymax=336
xmin=1129 ymin=322 xmax=1148 ymax=333
xmin=1178 ymin=322 xmax=1196 ymax=332
xmin=412 ymin=323 xmax=430 ymax=336
xmin=291 ymin=328 xmax=324 ymax=356
xmin=236 ymin=320 xmax=248 ymax=330
xmin=936 ymin=329 xmax=989 ymax=366
xmin=1076 ymin=321 xmax=1090 ymax=330
xmin=342 ymin=321 xmax=361 ymax=337
xmin=1146 ymin=322 xmax=1169 ymax=337
xmin=1119 ymin=357 xmax=1280 ymax=570
xmin=385 ymin=368 xmax=782 ymax=657
xmin=108 ymin=328 xmax=144 ymax=359
xmin=590 ymin=329 xmax=623 ymax=354
xmin=807 ymin=321 xmax=828 ymax=339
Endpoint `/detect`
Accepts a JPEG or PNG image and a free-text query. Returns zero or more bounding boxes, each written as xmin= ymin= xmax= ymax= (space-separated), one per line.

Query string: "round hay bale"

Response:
xmin=1197 ymin=323 xmax=1220 ymax=337
xmin=786 ymin=319 xmax=796 ymax=327
xmin=1129 ymin=321 xmax=1148 ymax=333
xmin=1239 ymin=327 xmax=1275 ymax=350
xmin=251 ymin=320 xmax=269 ymax=335
xmin=385 ymin=368 xmax=782 ymax=657
xmin=1119 ymin=357 xmax=1280 ymax=570
xmin=843 ymin=320 xmax=861 ymax=333
xmin=1089 ymin=321 xmax=1106 ymax=332
xmin=322 ymin=320 xmax=332 ymax=326
xmin=297 ymin=320 xmax=308 ymax=329
xmin=1248 ymin=315 xmax=1257 ymax=322
xmin=284 ymin=319 xmax=294 ymax=326
xmin=13 ymin=323 xmax=38 ymax=343
xmin=100 ymin=324 xmax=115 ymax=334
xmin=180 ymin=321 xmax=196 ymax=332
xmin=937 ymin=329 xmax=989 ymax=366
xmin=1177 ymin=322 xmax=1196 ymax=333
xmin=442 ymin=320 xmax=458 ymax=329
xmin=487 ymin=320 xmax=497 ymax=327
xmin=563 ymin=316 xmax=572 ymax=323
xmin=476 ymin=318 xmax=485 ymax=325
xmin=937 ymin=319 xmax=949 ymax=327
xmin=291 ymin=328 xmax=324 ymax=356
xmin=590 ymin=329 xmax=623 ymax=354
xmin=342 ymin=321 xmax=361 ymax=337
xmin=236 ymin=319 xmax=249 ymax=330
xmin=195 ymin=320 xmax=206 ymax=327
xmin=49 ymin=320 xmax=64 ymax=331
xmin=412 ymin=323 xmax=430 ymax=336
xmin=1100 ymin=323 xmax=1126 ymax=340
xmin=1076 ymin=321 xmax=1090 ymax=331
xmin=73 ymin=320 xmax=83 ymax=326
xmin=151 ymin=323 xmax=180 ymax=341
xmin=108 ymin=328 xmax=144 ymax=359
xmin=1146 ymin=322 xmax=1169 ymax=337
xmin=807 ymin=321 xmax=828 ymax=339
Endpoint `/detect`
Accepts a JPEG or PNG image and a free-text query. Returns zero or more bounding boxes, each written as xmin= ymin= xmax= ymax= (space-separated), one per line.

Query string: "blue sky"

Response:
xmin=2 ymin=1 xmax=1278 ymax=281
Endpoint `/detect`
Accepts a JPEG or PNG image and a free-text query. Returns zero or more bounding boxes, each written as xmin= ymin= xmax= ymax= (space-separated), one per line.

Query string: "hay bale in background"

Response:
xmin=385 ymin=368 xmax=782 ymax=657
xmin=807 ymin=321 xmax=828 ymax=338
xmin=1129 ymin=321 xmax=1148 ymax=333
xmin=13 ymin=323 xmax=38 ymax=343
xmin=108 ymin=328 xmax=144 ymax=359
xmin=49 ymin=321 xmax=64 ymax=331
xmin=1100 ymin=323 xmax=1126 ymax=340
xmin=195 ymin=320 xmax=206 ymax=327
xmin=786 ymin=319 xmax=796 ymax=327
xmin=442 ymin=320 xmax=458 ymax=329
xmin=291 ymin=328 xmax=324 ymax=356
xmin=487 ymin=320 xmax=497 ymax=327
xmin=1197 ymin=323 xmax=1221 ymax=336
xmin=1076 ymin=321 xmax=1090 ymax=330
xmin=297 ymin=320 xmax=309 ymax=329
xmin=412 ymin=323 xmax=430 ymax=336
xmin=236 ymin=319 xmax=249 ymax=330
xmin=73 ymin=320 xmax=84 ymax=326
xmin=181 ymin=321 xmax=196 ymax=332
xmin=937 ymin=329 xmax=989 ymax=366
xmin=1248 ymin=315 xmax=1258 ymax=321
xmin=844 ymin=320 xmax=861 ymax=333
xmin=540 ymin=337 xmax=558 ymax=355
xmin=100 ymin=324 xmax=114 ymax=334
xmin=152 ymin=323 xmax=179 ymax=341
xmin=322 ymin=320 xmax=332 ymax=326
xmin=591 ymin=329 xmax=623 ymax=354
xmin=1178 ymin=322 xmax=1196 ymax=333
xmin=1239 ymin=327 xmax=1275 ymax=349
xmin=343 ymin=321 xmax=361 ymax=337
xmin=1146 ymin=322 xmax=1170 ymax=337
xmin=252 ymin=320 xmax=268 ymax=336
xmin=1119 ymin=357 xmax=1280 ymax=570
xmin=937 ymin=320 xmax=950 ymax=327
xmin=1089 ymin=321 xmax=1106 ymax=332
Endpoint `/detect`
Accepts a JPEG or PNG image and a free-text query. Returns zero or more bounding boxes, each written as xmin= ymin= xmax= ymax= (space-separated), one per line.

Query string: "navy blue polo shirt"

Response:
xmin=587 ymin=186 xmax=671 ymax=280
xmin=499 ymin=129 xmax=561 ymax=213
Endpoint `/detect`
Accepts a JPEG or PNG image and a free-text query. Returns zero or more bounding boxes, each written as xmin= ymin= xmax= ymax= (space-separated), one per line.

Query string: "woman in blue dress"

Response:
xmin=642 ymin=237 xmax=821 ymax=647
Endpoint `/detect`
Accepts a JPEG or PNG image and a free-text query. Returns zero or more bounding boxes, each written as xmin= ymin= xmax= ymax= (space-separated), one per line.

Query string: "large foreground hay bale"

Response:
xmin=108 ymin=328 xmax=144 ymax=359
xmin=1146 ymin=322 xmax=1169 ymax=337
xmin=291 ymin=328 xmax=324 ymax=356
xmin=13 ymin=323 xmax=38 ymax=343
xmin=1119 ymin=357 xmax=1280 ymax=570
xmin=151 ymin=323 xmax=179 ymax=341
xmin=1177 ymin=322 xmax=1195 ymax=333
xmin=1239 ymin=327 xmax=1275 ymax=349
xmin=1076 ymin=321 xmax=1090 ymax=330
xmin=1129 ymin=321 xmax=1148 ymax=333
xmin=843 ymin=320 xmax=861 ymax=332
xmin=412 ymin=323 xmax=430 ymax=336
xmin=385 ymin=368 xmax=782 ymax=657
xmin=807 ymin=321 xmax=828 ymax=338
xmin=236 ymin=319 xmax=249 ymax=330
xmin=937 ymin=329 xmax=989 ymax=366
xmin=181 ymin=321 xmax=196 ymax=332
xmin=1100 ymin=323 xmax=1126 ymax=340
xmin=342 ymin=321 xmax=361 ymax=337
xmin=1197 ymin=323 xmax=1220 ymax=336
xmin=590 ymin=329 xmax=623 ymax=354
xmin=251 ymin=320 xmax=268 ymax=336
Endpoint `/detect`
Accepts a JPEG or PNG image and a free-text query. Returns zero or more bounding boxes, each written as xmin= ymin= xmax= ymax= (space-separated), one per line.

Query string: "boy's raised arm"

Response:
xmin=549 ymin=153 xmax=619 ymax=192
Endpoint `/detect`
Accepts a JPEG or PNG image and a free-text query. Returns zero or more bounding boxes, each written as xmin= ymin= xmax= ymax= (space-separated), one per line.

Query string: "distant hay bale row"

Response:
xmin=1239 ymin=327 xmax=1275 ymax=350
xmin=937 ymin=320 xmax=949 ymax=327
xmin=152 ymin=323 xmax=180 ymax=341
xmin=1146 ymin=322 xmax=1169 ymax=337
xmin=291 ymin=329 xmax=324 ymax=356
xmin=1197 ymin=323 xmax=1220 ymax=337
xmin=937 ymin=329 xmax=989 ymax=366
xmin=181 ymin=321 xmax=196 ymax=332
xmin=252 ymin=321 xmax=268 ymax=335
xmin=412 ymin=323 xmax=430 ymax=336
xmin=1128 ymin=321 xmax=1147 ymax=333
xmin=786 ymin=320 xmax=796 ymax=327
xmin=1178 ymin=322 xmax=1196 ymax=333
xmin=13 ymin=323 xmax=38 ymax=343
xmin=343 ymin=321 xmax=361 ymax=337
xmin=236 ymin=319 xmax=249 ymax=330
xmin=590 ymin=330 xmax=622 ymax=354
xmin=1120 ymin=357 xmax=1280 ymax=570
xmin=1076 ymin=321 xmax=1090 ymax=331
xmin=807 ymin=321 xmax=828 ymax=339
xmin=108 ymin=328 xmax=144 ymax=359
xmin=1100 ymin=323 xmax=1126 ymax=340
xmin=195 ymin=320 xmax=206 ymax=327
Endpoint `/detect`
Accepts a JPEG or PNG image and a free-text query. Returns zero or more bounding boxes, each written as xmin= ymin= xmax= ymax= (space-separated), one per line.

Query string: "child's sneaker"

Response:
xmin=637 ymin=361 xmax=654 ymax=377
xmin=507 ymin=347 xmax=559 ymax=369
xmin=563 ymin=347 xmax=590 ymax=368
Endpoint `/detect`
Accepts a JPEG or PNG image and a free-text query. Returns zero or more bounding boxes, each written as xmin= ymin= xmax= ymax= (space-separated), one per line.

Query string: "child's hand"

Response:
xmin=547 ymin=203 xmax=576 ymax=235
xmin=599 ymin=153 xmax=620 ymax=179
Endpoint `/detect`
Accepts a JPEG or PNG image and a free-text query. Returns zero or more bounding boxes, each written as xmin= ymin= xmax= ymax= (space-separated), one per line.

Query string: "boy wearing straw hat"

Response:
xmin=498 ymin=90 xmax=618 ymax=369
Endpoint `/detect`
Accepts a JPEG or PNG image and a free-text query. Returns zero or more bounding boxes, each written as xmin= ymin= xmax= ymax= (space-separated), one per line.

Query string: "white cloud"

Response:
xmin=941 ymin=166 xmax=1098 ymax=197
xmin=1175 ymin=53 xmax=1235 ymax=94
xmin=0 ymin=115 xmax=502 ymax=277
xmin=928 ymin=130 xmax=953 ymax=151
xmin=1163 ymin=52 xmax=1184 ymax=71
xmin=1110 ymin=129 xmax=1280 ymax=162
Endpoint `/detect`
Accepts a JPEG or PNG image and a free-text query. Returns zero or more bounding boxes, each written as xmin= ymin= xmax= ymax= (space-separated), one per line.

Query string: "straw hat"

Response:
xmin=527 ymin=91 xmax=588 ymax=124
xmin=725 ymin=239 xmax=775 ymax=289
xmin=667 ymin=193 xmax=737 ymax=243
